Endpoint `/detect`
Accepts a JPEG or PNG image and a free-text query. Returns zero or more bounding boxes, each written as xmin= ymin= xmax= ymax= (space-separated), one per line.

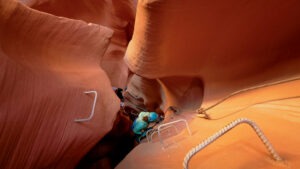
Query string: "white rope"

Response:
xmin=197 ymin=76 xmax=300 ymax=115
xmin=183 ymin=118 xmax=282 ymax=169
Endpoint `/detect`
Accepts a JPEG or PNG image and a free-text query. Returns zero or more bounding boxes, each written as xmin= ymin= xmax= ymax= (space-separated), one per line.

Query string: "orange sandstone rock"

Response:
xmin=0 ymin=0 xmax=120 ymax=168
xmin=125 ymin=0 xmax=300 ymax=110
xmin=26 ymin=0 xmax=136 ymax=88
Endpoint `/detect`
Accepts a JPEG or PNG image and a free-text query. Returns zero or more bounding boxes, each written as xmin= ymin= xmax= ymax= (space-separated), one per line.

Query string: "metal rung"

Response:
xmin=146 ymin=119 xmax=192 ymax=148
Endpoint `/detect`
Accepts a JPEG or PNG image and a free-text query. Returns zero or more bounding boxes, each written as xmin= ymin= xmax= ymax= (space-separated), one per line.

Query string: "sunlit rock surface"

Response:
xmin=2 ymin=0 xmax=300 ymax=169
xmin=125 ymin=0 xmax=300 ymax=111
xmin=118 ymin=0 xmax=300 ymax=169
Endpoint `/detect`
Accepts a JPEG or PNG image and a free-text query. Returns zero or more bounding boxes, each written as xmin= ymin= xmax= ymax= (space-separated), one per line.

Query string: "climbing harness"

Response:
xmin=183 ymin=118 xmax=282 ymax=169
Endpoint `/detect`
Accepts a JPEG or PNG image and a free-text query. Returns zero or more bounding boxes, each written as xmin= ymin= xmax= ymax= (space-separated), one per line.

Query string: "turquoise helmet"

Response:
xmin=148 ymin=112 xmax=158 ymax=122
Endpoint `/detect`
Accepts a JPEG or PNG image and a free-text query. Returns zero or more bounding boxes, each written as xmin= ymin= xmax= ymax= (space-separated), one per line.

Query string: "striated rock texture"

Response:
xmin=25 ymin=0 xmax=136 ymax=88
xmin=19 ymin=0 xmax=137 ymax=167
xmin=125 ymin=0 xmax=300 ymax=111
xmin=2 ymin=0 xmax=300 ymax=168
xmin=0 ymin=0 xmax=121 ymax=168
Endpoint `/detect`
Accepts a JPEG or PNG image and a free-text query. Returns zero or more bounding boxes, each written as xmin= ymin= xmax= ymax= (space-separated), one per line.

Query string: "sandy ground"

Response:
xmin=117 ymin=80 xmax=300 ymax=169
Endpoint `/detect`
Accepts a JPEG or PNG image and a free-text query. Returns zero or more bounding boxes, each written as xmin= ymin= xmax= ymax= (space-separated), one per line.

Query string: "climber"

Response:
xmin=131 ymin=111 xmax=163 ymax=142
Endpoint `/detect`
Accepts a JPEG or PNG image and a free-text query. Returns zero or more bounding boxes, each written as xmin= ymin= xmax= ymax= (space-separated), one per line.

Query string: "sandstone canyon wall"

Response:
xmin=0 ymin=0 xmax=122 ymax=168
xmin=2 ymin=0 xmax=300 ymax=168
xmin=125 ymin=0 xmax=300 ymax=112
xmin=27 ymin=0 xmax=136 ymax=88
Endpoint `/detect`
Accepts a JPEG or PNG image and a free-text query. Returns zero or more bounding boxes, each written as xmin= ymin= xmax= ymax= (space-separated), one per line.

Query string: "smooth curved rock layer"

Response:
xmin=125 ymin=0 xmax=300 ymax=110
xmin=27 ymin=0 xmax=136 ymax=88
xmin=0 ymin=0 xmax=120 ymax=168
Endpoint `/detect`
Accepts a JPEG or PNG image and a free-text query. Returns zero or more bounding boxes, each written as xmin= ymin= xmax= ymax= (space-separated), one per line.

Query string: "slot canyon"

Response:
xmin=1 ymin=0 xmax=300 ymax=169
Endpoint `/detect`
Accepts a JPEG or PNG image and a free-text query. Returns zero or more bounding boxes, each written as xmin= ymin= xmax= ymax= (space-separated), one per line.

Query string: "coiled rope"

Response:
xmin=183 ymin=118 xmax=282 ymax=169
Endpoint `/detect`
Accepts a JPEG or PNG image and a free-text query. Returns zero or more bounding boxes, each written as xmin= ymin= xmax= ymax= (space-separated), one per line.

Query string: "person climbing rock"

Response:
xmin=131 ymin=112 xmax=162 ymax=142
